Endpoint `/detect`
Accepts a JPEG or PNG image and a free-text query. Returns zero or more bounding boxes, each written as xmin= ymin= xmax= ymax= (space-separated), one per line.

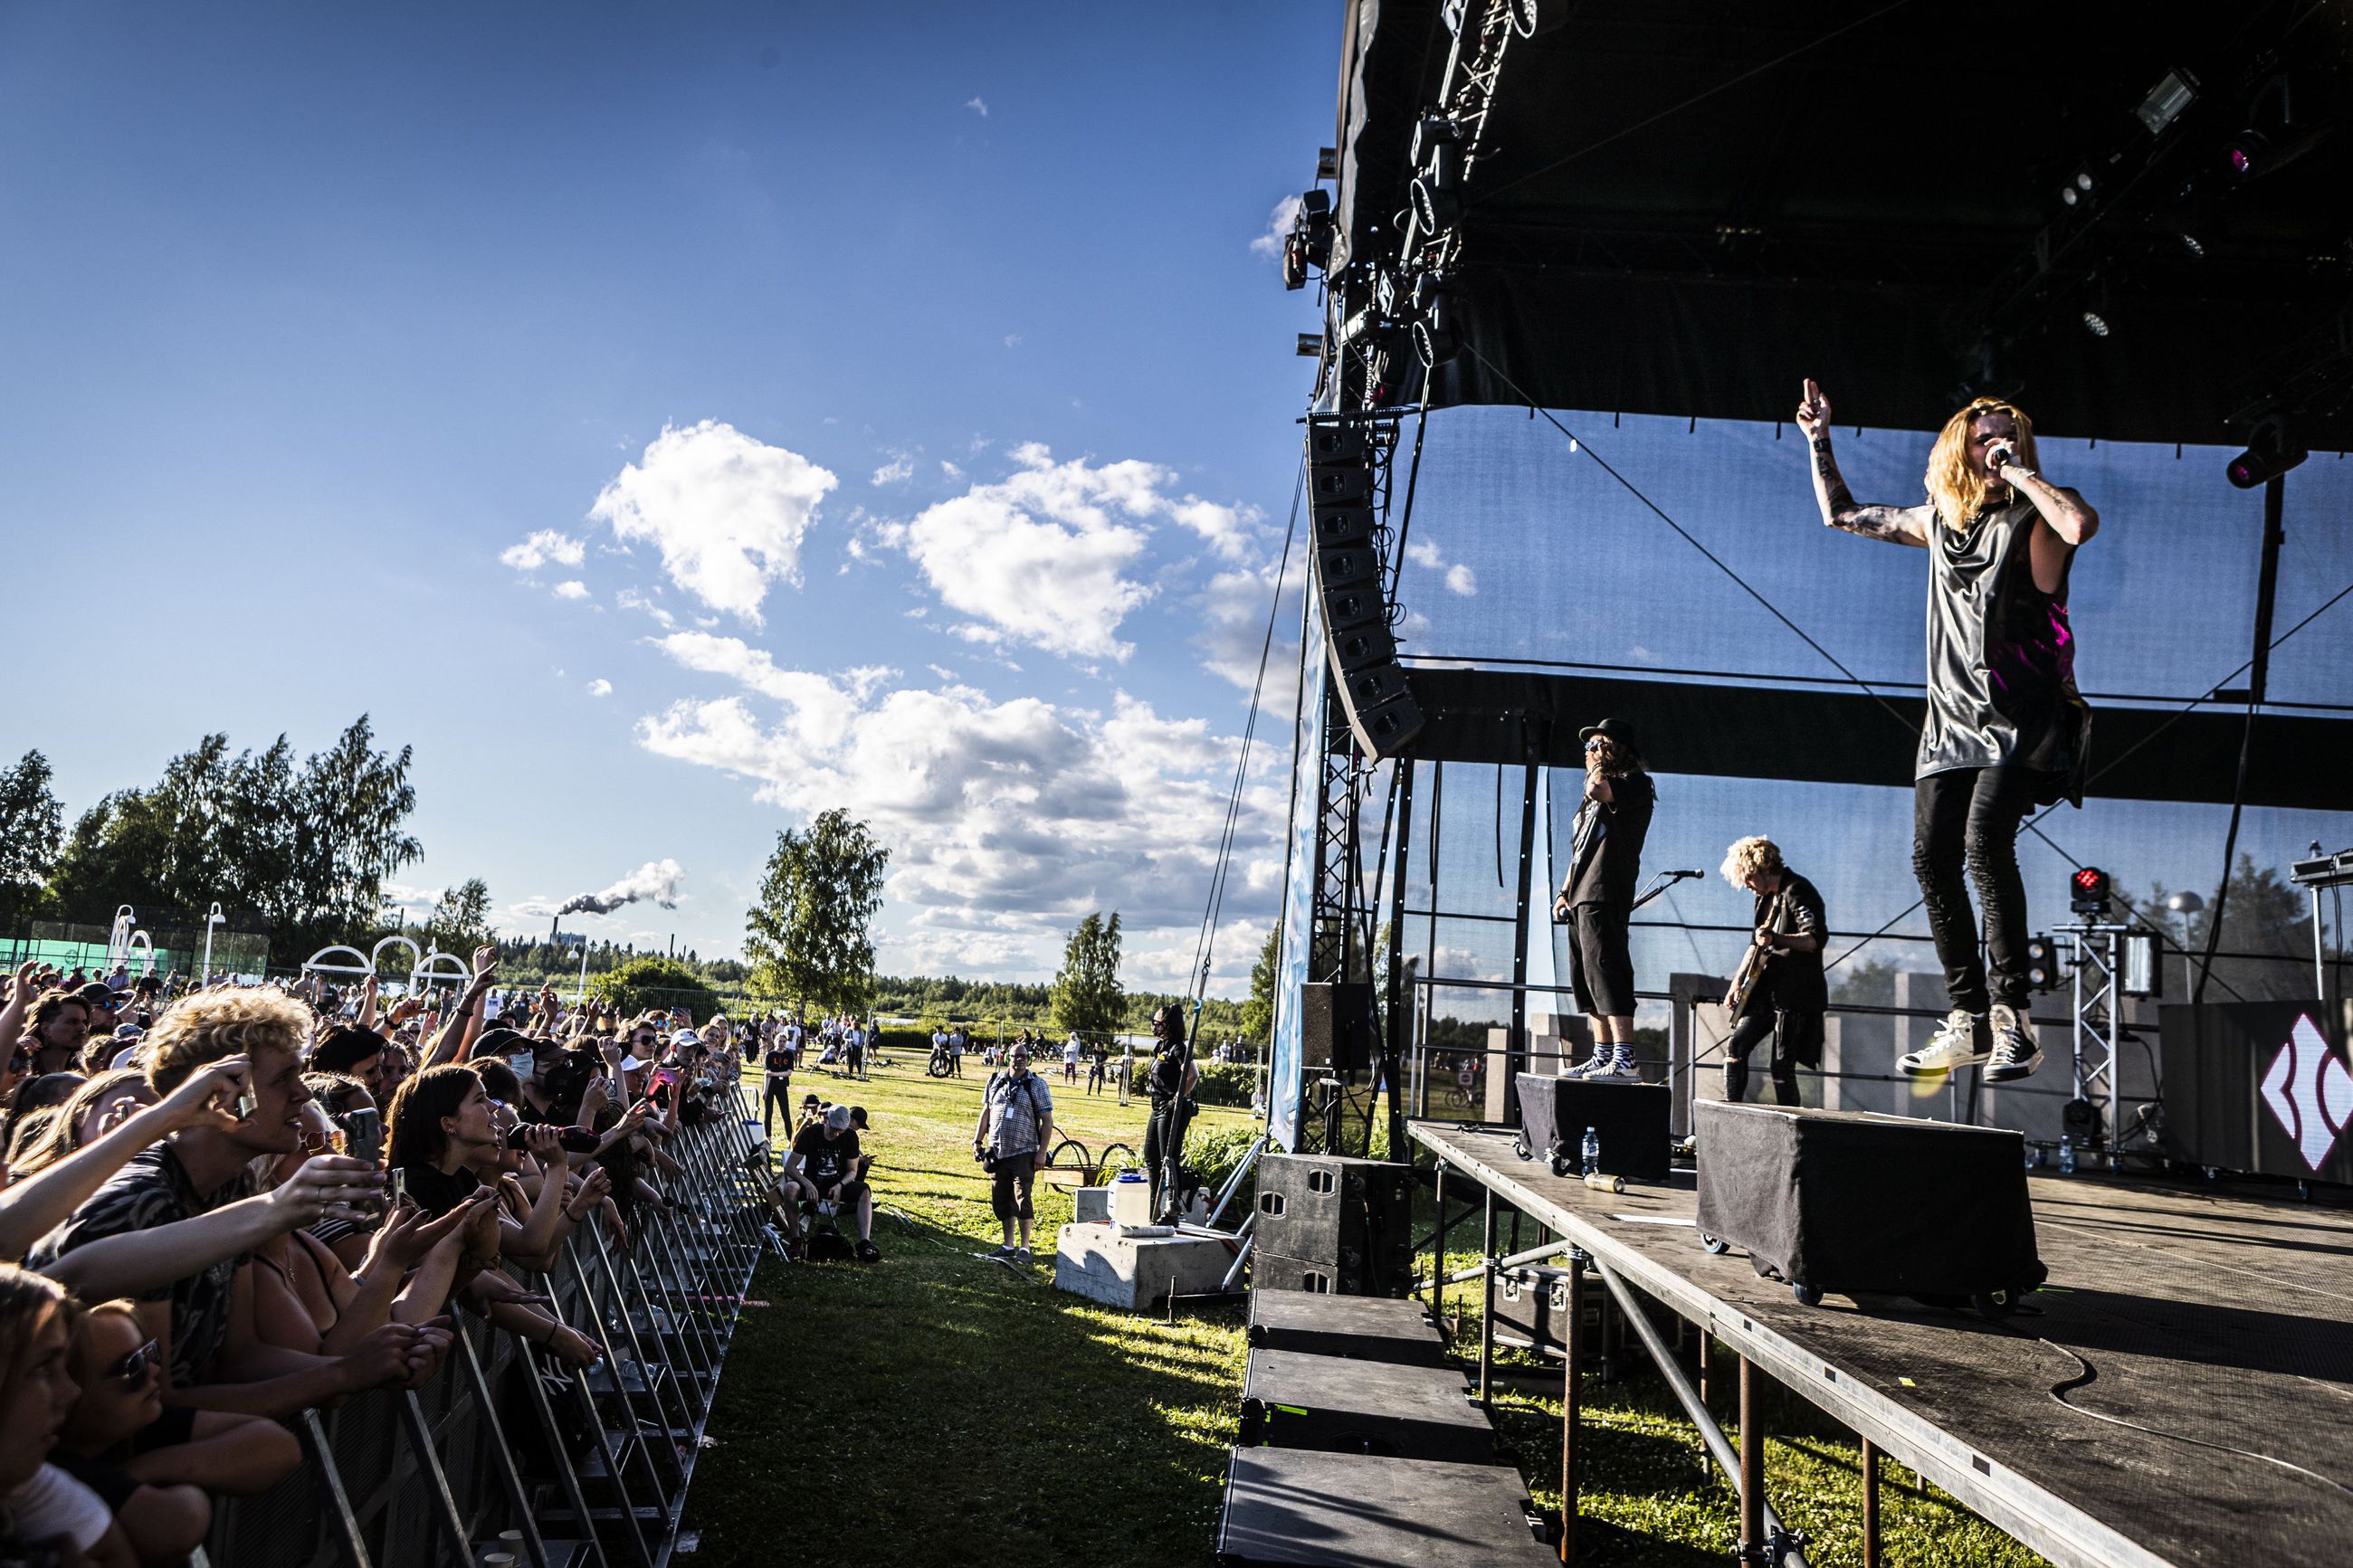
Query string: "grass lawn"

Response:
xmin=685 ymin=1063 xmax=2047 ymax=1567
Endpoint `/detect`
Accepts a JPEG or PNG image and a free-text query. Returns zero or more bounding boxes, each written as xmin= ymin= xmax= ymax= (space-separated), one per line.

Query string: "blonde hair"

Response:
xmin=1925 ymin=397 xmax=2041 ymax=531
xmin=1720 ymin=836 xmax=1783 ymax=889
xmin=144 ymin=987 xmax=315 ymax=1097
xmin=8 ymin=1069 xmax=149 ymax=1177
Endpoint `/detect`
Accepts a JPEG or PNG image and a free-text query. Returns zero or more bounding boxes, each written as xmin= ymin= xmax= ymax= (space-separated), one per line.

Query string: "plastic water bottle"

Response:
xmin=2024 ymin=1140 xmax=2039 ymax=1170
xmin=2057 ymin=1135 xmax=2076 ymax=1175
xmin=1581 ymin=1126 xmax=1600 ymax=1179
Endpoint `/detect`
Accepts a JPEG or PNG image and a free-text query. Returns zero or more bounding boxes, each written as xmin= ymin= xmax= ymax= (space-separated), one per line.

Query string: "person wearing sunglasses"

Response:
xmin=1555 ymin=717 xmax=1656 ymax=1084
xmin=51 ymin=1297 xmax=302 ymax=1565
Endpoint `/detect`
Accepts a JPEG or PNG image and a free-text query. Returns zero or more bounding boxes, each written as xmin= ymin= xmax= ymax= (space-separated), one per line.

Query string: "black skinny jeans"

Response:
xmin=1143 ymin=1094 xmax=1194 ymax=1220
xmin=1722 ymin=1010 xmax=1800 ymax=1107
xmin=763 ymin=1075 xmax=795 ymax=1137
xmin=1912 ymin=766 xmax=2041 ymax=1014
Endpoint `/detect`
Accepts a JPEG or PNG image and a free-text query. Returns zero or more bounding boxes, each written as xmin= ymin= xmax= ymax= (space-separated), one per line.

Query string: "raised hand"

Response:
xmin=158 ymin=1056 xmax=253 ymax=1133
xmin=1796 ymin=377 xmax=1833 ymax=442
xmin=267 ymin=1156 xmax=386 ymax=1228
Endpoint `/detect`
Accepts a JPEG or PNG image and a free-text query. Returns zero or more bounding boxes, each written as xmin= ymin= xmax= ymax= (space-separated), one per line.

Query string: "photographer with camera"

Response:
xmin=784 ymin=1105 xmax=879 ymax=1263
xmin=971 ymin=1042 xmax=1053 ymax=1262
xmin=1140 ymin=1005 xmax=1197 ymax=1226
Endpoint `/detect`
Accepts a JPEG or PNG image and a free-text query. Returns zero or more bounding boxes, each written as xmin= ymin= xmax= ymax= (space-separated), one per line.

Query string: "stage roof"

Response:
xmin=1334 ymin=0 xmax=2353 ymax=447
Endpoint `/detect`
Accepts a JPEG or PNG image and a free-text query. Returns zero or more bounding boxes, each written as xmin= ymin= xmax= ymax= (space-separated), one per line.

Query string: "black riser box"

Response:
xmin=1694 ymin=1100 xmax=2046 ymax=1303
xmin=1253 ymin=1248 xmax=1410 ymax=1298
xmin=1515 ymin=1071 xmax=1671 ymax=1181
xmin=1219 ymin=1447 xmax=1556 ymax=1566
xmin=1254 ymin=1154 xmax=1414 ymax=1291
xmin=1246 ymin=1288 xmax=1443 ymax=1364
xmin=1238 ymin=1348 xmax=1493 ymax=1464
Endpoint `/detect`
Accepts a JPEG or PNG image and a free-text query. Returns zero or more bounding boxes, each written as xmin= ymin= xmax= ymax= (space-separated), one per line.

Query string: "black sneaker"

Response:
xmin=855 ymin=1240 xmax=881 ymax=1263
xmin=1984 ymin=1004 xmax=2041 ymax=1083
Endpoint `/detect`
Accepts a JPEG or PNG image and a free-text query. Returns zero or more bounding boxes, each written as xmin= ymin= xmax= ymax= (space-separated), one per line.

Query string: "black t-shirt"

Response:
xmin=765 ymin=1043 xmax=796 ymax=1075
xmin=400 ymin=1162 xmax=483 ymax=1220
xmin=790 ymin=1125 xmax=861 ymax=1189
xmin=1566 ymin=770 xmax=1655 ymax=908
xmin=1748 ymin=869 xmax=1830 ymax=1015
xmin=1146 ymin=1037 xmax=1194 ymax=1101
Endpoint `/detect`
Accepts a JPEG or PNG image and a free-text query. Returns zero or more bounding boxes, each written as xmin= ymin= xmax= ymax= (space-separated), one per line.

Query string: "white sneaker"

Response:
xmin=1898 ymin=1010 xmax=1991 ymax=1076
xmin=1585 ymin=1046 xmax=1642 ymax=1084
xmin=1984 ymin=1004 xmax=2041 ymax=1083
xmin=1563 ymin=1043 xmax=1613 ymax=1079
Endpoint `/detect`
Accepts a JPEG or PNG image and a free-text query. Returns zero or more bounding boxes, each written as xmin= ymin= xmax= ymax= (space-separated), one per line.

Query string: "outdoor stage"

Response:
xmin=1410 ymin=1120 xmax=2353 ymax=1568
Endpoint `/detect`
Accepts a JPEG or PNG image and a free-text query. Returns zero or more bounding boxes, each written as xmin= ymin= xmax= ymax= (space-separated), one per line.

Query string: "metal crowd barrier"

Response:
xmin=204 ymin=1083 xmax=776 ymax=1568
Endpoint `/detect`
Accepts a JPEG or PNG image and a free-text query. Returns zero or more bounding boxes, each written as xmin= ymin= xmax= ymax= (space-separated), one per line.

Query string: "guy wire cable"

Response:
xmin=1189 ymin=461 xmax=1305 ymax=1006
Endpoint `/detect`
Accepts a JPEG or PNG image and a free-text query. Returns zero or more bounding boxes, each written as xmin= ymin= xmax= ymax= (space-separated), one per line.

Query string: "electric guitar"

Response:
xmin=1723 ymin=889 xmax=1787 ymax=1014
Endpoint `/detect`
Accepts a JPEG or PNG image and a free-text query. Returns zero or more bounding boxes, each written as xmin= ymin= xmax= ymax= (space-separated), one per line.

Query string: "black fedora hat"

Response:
xmin=1577 ymin=716 xmax=1640 ymax=749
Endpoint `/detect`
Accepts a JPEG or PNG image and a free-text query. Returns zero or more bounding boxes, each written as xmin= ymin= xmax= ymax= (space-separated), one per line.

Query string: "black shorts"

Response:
xmin=1565 ymin=901 xmax=1634 ymax=1017
xmin=989 ymin=1150 xmax=1037 ymax=1221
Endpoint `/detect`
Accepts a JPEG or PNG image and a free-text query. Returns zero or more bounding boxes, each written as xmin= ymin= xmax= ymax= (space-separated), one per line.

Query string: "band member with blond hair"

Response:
xmin=1717 ymin=837 xmax=1827 ymax=1107
xmin=1800 ymin=380 xmax=2098 ymax=1085
xmin=1554 ymin=717 xmax=1654 ymax=1083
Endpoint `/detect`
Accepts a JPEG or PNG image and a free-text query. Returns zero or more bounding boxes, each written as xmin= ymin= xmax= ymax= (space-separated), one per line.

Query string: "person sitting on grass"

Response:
xmin=783 ymin=1105 xmax=879 ymax=1263
xmin=972 ymin=1042 xmax=1053 ymax=1264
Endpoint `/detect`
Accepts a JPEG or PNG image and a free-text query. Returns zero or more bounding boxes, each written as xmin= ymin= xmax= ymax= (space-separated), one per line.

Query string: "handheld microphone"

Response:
xmin=1988 ymin=441 xmax=2018 ymax=474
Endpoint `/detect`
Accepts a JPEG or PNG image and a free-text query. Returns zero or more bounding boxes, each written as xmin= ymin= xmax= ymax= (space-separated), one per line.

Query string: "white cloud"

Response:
xmin=939 ymin=460 xmax=964 ymax=482
xmin=588 ymin=421 xmax=838 ymax=624
xmin=1444 ymin=563 xmax=1478 ymax=596
xmin=615 ymin=587 xmax=676 ymax=629
xmin=871 ymin=456 xmax=914 ymax=486
xmin=633 ymin=658 xmax=1285 ymax=985
xmin=1401 ymin=534 xmax=1477 ymax=597
xmin=1003 ymin=334 xmax=1022 ymax=348
xmin=1250 ymin=195 xmax=1303 ymax=260
xmin=1405 ymin=539 xmax=1443 ymax=570
xmin=553 ymin=580 xmax=591 ymax=601
xmin=586 ymin=679 xmax=613 ymax=698
xmin=965 ymin=96 xmax=988 ymax=117
xmin=500 ymin=530 xmax=586 ymax=571
xmin=891 ymin=442 xmax=1261 ymax=662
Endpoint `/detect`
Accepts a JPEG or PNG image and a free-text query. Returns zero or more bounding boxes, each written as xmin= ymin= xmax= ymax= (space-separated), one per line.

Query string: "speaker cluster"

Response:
xmin=1306 ymin=420 xmax=1424 ymax=758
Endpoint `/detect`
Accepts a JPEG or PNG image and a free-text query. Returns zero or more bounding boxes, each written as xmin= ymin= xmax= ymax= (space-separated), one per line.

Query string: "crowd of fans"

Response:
xmin=0 ymin=948 xmax=755 ymax=1566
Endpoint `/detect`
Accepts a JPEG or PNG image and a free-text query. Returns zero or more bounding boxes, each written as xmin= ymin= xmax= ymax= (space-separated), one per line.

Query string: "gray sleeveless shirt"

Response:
xmin=1918 ymin=497 xmax=2091 ymax=803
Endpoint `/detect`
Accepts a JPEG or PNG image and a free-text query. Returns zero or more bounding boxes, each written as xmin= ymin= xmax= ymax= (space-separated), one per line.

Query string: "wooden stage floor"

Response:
xmin=1408 ymin=1122 xmax=2353 ymax=1568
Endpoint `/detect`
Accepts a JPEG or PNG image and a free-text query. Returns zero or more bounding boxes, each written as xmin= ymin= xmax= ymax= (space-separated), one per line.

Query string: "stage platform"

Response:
xmin=1409 ymin=1121 xmax=2353 ymax=1568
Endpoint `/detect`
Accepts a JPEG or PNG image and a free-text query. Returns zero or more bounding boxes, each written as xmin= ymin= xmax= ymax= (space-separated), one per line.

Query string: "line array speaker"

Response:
xmin=1305 ymin=419 xmax=1423 ymax=758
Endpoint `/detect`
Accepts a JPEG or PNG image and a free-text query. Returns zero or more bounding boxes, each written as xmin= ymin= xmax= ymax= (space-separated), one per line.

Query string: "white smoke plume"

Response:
xmin=557 ymin=859 xmax=685 ymax=917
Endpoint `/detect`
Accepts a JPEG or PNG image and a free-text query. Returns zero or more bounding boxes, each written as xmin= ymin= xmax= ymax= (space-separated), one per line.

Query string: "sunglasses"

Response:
xmin=1584 ymin=739 xmax=1608 ymax=752
xmin=112 ymin=1337 xmax=159 ymax=1390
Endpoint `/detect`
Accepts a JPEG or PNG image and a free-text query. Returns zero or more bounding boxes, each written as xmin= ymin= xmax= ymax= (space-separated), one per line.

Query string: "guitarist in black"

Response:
xmin=1717 ymin=836 xmax=1828 ymax=1107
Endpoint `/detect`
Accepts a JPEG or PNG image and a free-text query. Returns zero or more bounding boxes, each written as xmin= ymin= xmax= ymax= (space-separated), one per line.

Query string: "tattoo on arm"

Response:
xmin=1813 ymin=439 xmax=1925 ymax=544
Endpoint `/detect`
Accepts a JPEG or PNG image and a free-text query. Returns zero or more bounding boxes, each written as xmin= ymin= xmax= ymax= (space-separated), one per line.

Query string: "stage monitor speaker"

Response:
xmin=1310 ymin=501 xmax=1374 ymax=550
xmin=1315 ymin=542 xmax=1380 ymax=591
xmin=1515 ymin=1071 xmax=1670 ymax=1181
xmin=1254 ymin=1153 xmax=1412 ymax=1296
xmin=2158 ymin=1001 xmax=2352 ymax=1184
xmin=1309 ymin=464 xmax=1371 ymax=505
xmin=1220 ymin=1449 xmax=1555 ymax=1566
xmin=1245 ymin=1290 xmax=1446 ymax=1365
xmin=1305 ymin=421 xmax=1372 ymax=466
xmin=1328 ymin=620 xmax=1399 ymax=673
xmin=1238 ymin=1350 xmax=1492 ymax=1463
xmin=1693 ymin=1101 xmax=2047 ymax=1305
xmin=1299 ymin=981 xmax=1374 ymax=1072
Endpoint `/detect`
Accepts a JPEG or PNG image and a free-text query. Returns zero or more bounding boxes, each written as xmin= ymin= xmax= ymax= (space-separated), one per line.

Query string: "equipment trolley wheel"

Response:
xmin=1512 ymin=1134 xmax=1531 ymax=1161
xmin=1093 ymin=1143 xmax=1136 ymax=1183
xmin=1971 ymin=1288 xmax=2021 ymax=1319
xmin=1699 ymin=1233 xmax=1730 ymax=1255
xmin=1791 ymin=1282 xmax=1824 ymax=1307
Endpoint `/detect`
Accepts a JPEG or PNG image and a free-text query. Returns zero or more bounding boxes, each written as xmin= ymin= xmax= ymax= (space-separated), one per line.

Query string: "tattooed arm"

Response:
xmin=1796 ymin=378 xmax=1931 ymax=546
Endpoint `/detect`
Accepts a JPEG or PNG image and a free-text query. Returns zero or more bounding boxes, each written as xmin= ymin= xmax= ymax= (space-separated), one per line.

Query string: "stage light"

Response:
xmin=1296 ymin=333 xmax=1322 ymax=357
xmin=1412 ymin=278 xmax=1460 ymax=366
xmin=2025 ymin=935 xmax=2061 ymax=993
xmin=2177 ymin=232 xmax=2205 ymax=259
xmin=2082 ymin=311 xmax=2110 ymax=337
xmin=2070 ymin=867 xmax=2111 ymax=916
xmin=2134 ymin=68 xmax=2198 ymax=137
xmin=2121 ymin=930 xmax=2160 ymax=997
xmin=1510 ymin=0 xmax=1572 ymax=38
xmin=2226 ymin=415 xmax=2309 ymax=489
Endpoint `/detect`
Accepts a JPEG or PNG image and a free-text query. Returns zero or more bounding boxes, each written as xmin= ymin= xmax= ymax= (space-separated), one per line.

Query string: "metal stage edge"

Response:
xmin=1409 ymin=1119 xmax=2171 ymax=1568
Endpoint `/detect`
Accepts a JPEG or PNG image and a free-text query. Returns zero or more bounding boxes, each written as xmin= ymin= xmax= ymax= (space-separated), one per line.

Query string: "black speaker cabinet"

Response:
xmin=1693 ymin=1100 xmax=2046 ymax=1307
xmin=1245 ymin=1289 xmax=1446 ymax=1366
xmin=1300 ymin=982 xmax=1374 ymax=1073
xmin=1254 ymin=1154 xmax=1412 ymax=1297
xmin=1238 ymin=1349 xmax=1491 ymax=1463
xmin=2158 ymin=1001 xmax=2352 ymax=1185
xmin=1514 ymin=1071 xmax=1670 ymax=1181
xmin=1219 ymin=1448 xmax=1555 ymax=1566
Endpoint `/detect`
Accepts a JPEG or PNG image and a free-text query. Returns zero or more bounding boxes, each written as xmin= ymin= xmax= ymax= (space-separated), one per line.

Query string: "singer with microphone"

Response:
xmin=1799 ymin=382 xmax=2099 ymax=1086
xmin=1556 ymin=717 xmax=1655 ymax=1084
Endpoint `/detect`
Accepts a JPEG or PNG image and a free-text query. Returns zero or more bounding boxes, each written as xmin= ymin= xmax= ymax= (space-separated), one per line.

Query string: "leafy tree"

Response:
xmin=0 ymin=750 xmax=63 ymax=929
xmin=744 ymin=808 xmax=890 ymax=1015
xmin=2141 ymin=855 xmax=2330 ymax=1003
xmin=1828 ymin=956 xmax=1899 ymax=1007
xmin=425 ymin=878 xmax=496 ymax=954
xmin=1049 ymin=910 xmax=1124 ymax=1037
xmin=1241 ymin=925 xmax=1280 ymax=1044
xmin=588 ymin=955 xmax=720 ymax=1022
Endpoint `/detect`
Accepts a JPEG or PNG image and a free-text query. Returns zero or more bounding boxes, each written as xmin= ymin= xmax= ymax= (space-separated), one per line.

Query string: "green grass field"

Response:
xmin=682 ymin=1062 xmax=2046 ymax=1567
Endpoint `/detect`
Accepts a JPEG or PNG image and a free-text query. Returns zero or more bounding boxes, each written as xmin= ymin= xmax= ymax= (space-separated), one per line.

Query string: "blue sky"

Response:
xmin=0 ymin=2 xmax=1338 ymax=985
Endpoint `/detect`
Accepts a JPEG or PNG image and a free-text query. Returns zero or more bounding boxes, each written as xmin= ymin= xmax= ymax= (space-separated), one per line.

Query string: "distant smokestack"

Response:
xmin=549 ymin=914 xmax=560 ymax=945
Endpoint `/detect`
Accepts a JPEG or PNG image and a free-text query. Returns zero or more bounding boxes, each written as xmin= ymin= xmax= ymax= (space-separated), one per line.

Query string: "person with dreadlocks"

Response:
xmin=1800 ymin=379 xmax=2100 ymax=1086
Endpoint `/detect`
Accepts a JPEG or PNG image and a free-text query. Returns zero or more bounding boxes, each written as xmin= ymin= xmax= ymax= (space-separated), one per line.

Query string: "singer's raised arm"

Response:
xmin=1796 ymin=377 xmax=1930 ymax=546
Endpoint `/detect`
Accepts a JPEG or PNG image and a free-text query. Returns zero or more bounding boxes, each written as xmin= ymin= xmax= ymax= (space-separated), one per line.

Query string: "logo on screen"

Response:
xmin=2259 ymin=1015 xmax=2353 ymax=1174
